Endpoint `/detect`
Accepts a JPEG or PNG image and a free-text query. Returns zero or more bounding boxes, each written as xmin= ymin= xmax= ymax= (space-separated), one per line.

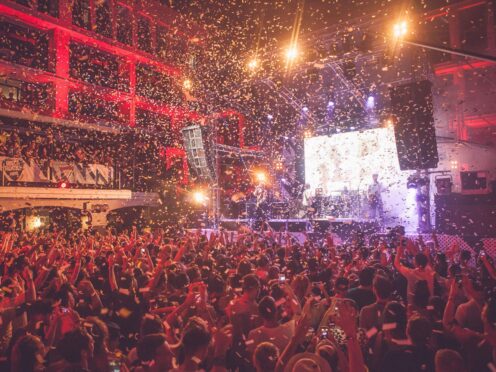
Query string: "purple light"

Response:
xmin=267 ymin=114 xmax=273 ymax=120
xmin=366 ymin=96 xmax=375 ymax=109
xmin=327 ymin=101 xmax=335 ymax=108
xmin=302 ymin=106 xmax=309 ymax=113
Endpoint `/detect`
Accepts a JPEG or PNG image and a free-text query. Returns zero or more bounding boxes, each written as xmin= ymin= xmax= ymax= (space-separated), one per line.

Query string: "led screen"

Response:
xmin=304 ymin=127 xmax=417 ymax=230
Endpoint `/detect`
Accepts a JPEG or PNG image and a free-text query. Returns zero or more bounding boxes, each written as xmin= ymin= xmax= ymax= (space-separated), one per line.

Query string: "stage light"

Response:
xmin=255 ymin=171 xmax=268 ymax=184
xmin=286 ymin=46 xmax=298 ymax=61
xmin=192 ymin=190 xmax=207 ymax=205
xmin=302 ymin=106 xmax=309 ymax=113
xmin=183 ymin=79 xmax=193 ymax=90
xmin=393 ymin=21 xmax=408 ymax=39
xmin=58 ymin=181 xmax=69 ymax=189
xmin=349 ymin=126 xmax=356 ymax=130
xmin=267 ymin=114 xmax=273 ymax=120
xmin=33 ymin=217 xmax=42 ymax=229
xmin=366 ymin=96 xmax=375 ymax=109
xmin=407 ymin=174 xmax=418 ymax=189
xmin=304 ymin=129 xmax=313 ymax=138
xmin=327 ymin=101 xmax=335 ymax=108
xmin=385 ymin=118 xmax=394 ymax=127
xmin=247 ymin=57 xmax=259 ymax=71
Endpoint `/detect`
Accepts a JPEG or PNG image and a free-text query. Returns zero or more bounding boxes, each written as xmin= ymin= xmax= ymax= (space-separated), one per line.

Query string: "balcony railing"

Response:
xmin=0 ymin=156 xmax=119 ymax=189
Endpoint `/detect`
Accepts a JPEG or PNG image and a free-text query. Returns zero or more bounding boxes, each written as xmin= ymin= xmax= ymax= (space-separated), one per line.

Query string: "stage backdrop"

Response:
xmin=304 ymin=127 xmax=417 ymax=231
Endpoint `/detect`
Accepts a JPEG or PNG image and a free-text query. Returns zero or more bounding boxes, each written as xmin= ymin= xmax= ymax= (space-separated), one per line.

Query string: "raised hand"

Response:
xmin=335 ymin=300 xmax=358 ymax=337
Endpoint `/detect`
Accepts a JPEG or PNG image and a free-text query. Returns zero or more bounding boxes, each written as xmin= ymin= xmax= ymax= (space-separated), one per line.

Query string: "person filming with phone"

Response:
xmin=394 ymin=237 xmax=436 ymax=305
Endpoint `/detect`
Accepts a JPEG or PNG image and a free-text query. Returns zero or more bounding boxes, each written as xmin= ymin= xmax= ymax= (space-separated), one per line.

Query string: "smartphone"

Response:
xmin=109 ymin=360 xmax=120 ymax=372
xmin=319 ymin=327 xmax=329 ymax=340
xmin=141 ymin=248 xmax=145 ymax=253
xmin=279 ymin=274 xmax=286 ymax=284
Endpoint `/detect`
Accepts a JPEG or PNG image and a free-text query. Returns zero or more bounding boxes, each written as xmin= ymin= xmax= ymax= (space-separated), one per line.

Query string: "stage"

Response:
xmin=192 ymin=219 xmax=496 ymax=262
xmin=218 ymin=217 xmax=380 ymax=241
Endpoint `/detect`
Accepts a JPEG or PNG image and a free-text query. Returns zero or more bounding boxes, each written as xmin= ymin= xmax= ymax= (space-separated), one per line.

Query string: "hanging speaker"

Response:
xmin=390 ymin=80 xmax=438 ymax=170
xmin=182 ymin=125 xmax=216 ymax=182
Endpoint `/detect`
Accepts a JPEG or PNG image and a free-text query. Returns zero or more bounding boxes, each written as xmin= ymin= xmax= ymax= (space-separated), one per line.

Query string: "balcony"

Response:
xmin=68 ymin=90 xmax=129 ymax=126
xmin=0 ymin=20 xmax=52 ymax=72
xmin=69 ymin=42 xmax=129 ymax=92
xmin=0 ymin=79 xmax=54 ymax=115
xmin=0 ymin=116 xmax=177 ymax=192
xmin=136 ymin=63 xmax=184 ymax=106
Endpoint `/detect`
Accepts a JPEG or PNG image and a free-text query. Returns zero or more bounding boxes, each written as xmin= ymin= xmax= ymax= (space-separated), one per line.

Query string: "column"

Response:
xmin=128 ymin=59 xmax=136 ymax=127
xmin=52 ymin=28 xmax=70 ymax=118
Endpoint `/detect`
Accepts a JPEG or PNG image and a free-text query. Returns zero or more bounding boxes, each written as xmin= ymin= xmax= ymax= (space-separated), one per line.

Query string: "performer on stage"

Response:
xmin=368 ymin=173 xmax=384 ymax=221
xmin=253 ymin=181 xmax=269 ymax=230
xmin=302 ymin=183 xmax=315 ymax=218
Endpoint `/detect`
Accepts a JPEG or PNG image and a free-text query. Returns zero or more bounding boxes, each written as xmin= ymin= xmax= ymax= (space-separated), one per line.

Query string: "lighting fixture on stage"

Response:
xmin=192 ymin=190 xmax=208 ymax=205
xmin=435 ymin=176 xmax=452 ymax=195
xmin=393 ymin=21 xmax=408 ymax=39
xmin=304 ymin=129 xmax=313 ymax=138
xmin=407 ymin=174 xmax=428 ymax=189
xmin=366 ymin=96 xmax=375 ymax=109
xmin=385 ymin=118 xmax=394 ymax=127
xmin=302 ymin=106 xmax=309 ymax=113
xmin=255 ymin=171 xmax=268 ymax=184
xmin=183 ymin=79 xmax=193 ymax=90
xmin=407 ymin=175 xmax=418 ymax=189
xmin=286 ymin=45 xmax=298 ymax=61
xmin=33 ymin=217 xmax=42 ymax=229
xmin=327 ymin=101 xmax=335 ymax=108
xmin=247 ymin=57 xmax=259 ymax=71
xmin=267 ymin=114 xmax=273 ymax=120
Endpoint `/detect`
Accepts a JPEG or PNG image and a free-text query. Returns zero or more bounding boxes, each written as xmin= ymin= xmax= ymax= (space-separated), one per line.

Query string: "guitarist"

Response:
xmin=367 ymin=173 xmax=384 ymax=221
xmin=253 ymin=181 xmax=269 ymax=230
xmin=301 ymin=183 xmax=315 ymax=218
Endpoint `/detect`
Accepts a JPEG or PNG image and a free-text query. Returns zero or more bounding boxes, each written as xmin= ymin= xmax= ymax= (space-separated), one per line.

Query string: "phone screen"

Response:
xmin=109 ymin=360 xmax=120 ymax=372
xmin=320 ymin=327 xmax=329 ymax=340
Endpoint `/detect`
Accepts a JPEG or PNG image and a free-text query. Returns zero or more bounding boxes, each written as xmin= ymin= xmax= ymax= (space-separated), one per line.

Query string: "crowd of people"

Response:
xmin=0 ymin=226 xmax=495 ymax=372
xmin=0 ymin=121 xmax=169 ymax=191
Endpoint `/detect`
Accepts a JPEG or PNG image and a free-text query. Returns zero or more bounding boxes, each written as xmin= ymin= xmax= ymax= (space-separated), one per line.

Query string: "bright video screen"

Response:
xmin=304 ymin=127 xmax=417 ymax=229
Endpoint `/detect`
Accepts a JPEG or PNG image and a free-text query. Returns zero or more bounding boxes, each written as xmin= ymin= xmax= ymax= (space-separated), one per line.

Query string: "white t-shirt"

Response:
xmin=302 ymin=189 xmax=313 ymax=207
xmin=368 ymin=181 xmax=383 ymax=196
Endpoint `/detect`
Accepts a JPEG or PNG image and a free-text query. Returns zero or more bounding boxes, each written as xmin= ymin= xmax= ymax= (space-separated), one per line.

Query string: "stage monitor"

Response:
xmin=304 ymin=127 xmax=417 ymax=231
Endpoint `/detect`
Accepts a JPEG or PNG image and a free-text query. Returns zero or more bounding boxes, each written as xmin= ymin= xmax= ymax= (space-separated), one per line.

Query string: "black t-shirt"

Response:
xmin=381 ymin=345 xmax=435 ymax=372
xmin=346 ymin=287 xmax=375 ymax=310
